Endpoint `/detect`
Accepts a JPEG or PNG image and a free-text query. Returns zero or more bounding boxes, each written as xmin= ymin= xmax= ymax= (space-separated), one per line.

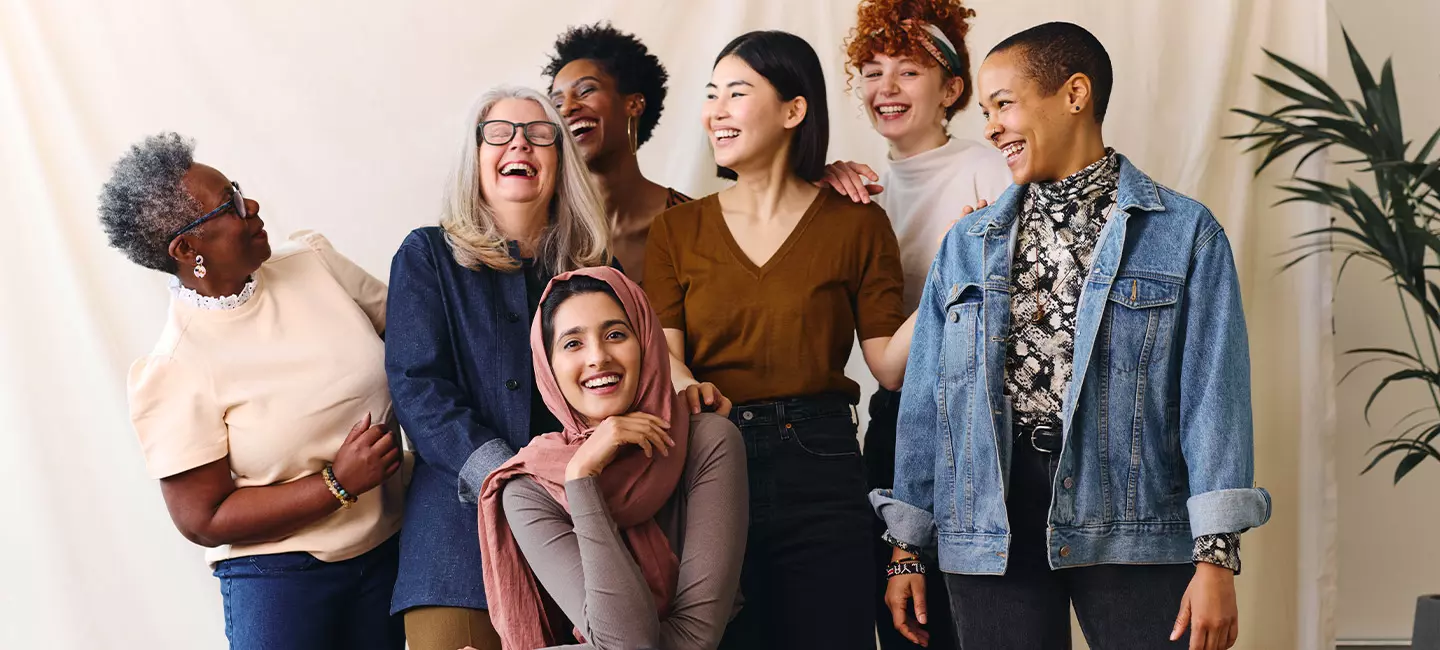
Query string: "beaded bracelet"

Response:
xmin=322 ymin=465 xmax=357 ymax=508
xmin=886 ymin=560 xmax=927 ymax=578
xmin=882 ymin=530 xmax=923 ymax=556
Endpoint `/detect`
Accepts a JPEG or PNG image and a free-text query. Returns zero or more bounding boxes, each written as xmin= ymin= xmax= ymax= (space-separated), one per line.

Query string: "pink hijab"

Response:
xmin=478 ymin=266 xmax=689 ymax=648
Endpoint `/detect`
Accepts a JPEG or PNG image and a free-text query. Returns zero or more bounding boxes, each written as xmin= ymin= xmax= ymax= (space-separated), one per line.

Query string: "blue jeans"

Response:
xmin=212 ymin=535 xmax=404 ymax=650
xmin=943 ymin=442 xmax=1193 ymax=648
xmin=719 ymin=395 xmax=876 ymax=650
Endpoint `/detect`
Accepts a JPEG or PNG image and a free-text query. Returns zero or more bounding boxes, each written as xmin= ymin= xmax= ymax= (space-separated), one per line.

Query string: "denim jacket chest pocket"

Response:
xmin=1100 ymin=275 xmax=1182 ymax=373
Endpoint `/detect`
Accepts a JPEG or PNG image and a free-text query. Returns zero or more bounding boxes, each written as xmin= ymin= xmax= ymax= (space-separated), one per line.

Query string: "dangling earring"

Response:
xmin=193 ymin=255 xmax=207 ymax=279
xmin=627 ymin=116 xmax=638 ymax=154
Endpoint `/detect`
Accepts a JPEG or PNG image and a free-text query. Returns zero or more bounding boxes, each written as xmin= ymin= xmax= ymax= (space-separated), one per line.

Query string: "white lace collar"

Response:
xmin=169 ymin=276 xmax=257 ymax=311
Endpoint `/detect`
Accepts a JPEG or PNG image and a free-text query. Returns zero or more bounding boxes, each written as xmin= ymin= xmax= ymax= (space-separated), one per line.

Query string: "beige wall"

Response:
xmin=1329 ymin=0 xmax=1440 ymax=643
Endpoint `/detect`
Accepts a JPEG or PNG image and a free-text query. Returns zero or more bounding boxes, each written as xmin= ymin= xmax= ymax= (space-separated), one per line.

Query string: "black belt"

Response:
xmin=1016 ymin=421 xmax=1064 ymax=454
xmin=728 ymin=394 xmax=855 ymax=428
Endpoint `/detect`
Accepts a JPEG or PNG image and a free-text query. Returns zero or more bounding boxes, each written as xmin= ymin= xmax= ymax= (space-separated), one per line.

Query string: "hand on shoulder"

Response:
xmin=816 ymin=160 xmax=884 ymax=204
xmin=935 ymin=199 xmax=991 ymax=247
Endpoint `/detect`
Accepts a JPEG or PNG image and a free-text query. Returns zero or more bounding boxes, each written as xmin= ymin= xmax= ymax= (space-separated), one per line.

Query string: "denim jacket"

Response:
xmin=385 ymin=227 xmax=538 ymax=612
xmin=872 ymin=154 xmax=1271 ymax=574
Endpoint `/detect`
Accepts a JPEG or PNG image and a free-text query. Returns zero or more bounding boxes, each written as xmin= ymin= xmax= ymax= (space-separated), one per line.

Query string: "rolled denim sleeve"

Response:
xmin=385 ymin=235 xmax=515 ymax=503
xmin=1179 ymin=228 xmax=1271 ymax=537
xmin=869 ymin=247 xmax=949 ymax=551
xmin=458 ymin=438 xmax=517 ymax=504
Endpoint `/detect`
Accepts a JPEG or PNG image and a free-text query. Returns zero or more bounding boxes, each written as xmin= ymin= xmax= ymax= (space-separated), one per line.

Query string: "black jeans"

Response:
xmin=944 ymin=439 xmax=1194 ymax=649
xmin=719 ymin=395 xmax=876 ymax=650
xmin=865 ymin=388 xmax=959 ymax=650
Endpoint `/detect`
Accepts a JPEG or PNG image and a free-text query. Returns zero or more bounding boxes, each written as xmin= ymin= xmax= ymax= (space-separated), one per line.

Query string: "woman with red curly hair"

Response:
xmin=819 ymin=1 xmax=1009 ymax=647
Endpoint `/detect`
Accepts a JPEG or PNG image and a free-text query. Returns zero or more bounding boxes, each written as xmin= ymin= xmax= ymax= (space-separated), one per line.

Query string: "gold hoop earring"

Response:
xmin=193 ymin=254 xmax=207 ymax=279
xmin=627 ymin=116 xmax=638 ymax=154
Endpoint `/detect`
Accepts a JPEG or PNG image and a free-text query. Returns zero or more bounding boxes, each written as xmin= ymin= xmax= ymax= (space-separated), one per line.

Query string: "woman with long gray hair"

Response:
xmin=384 ymin=84 xmax=611 ymax=650
xmin=102 ymin=133 xmax=406 ymax=650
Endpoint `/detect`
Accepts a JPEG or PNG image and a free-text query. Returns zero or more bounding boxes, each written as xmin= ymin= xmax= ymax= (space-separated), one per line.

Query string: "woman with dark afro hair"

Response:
xmin=99 ymin=133 xmax=405 ymax=650
xmin=545 ymin=22 xmax=690 ymax=285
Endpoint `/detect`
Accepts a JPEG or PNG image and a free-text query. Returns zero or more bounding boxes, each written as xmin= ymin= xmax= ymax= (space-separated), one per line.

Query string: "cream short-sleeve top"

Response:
xmin=127 ymin=231 xmax=404 ymax=565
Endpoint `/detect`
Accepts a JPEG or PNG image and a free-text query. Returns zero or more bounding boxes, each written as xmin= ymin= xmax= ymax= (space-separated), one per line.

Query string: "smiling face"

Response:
xmin=704 ymin=54 xmax=805 ymax=176
xmin=174 ymin=163 xmax=271 ymax=276
xmin=549 ymin=291 xmax=642 ymax=426
xmin=860 ymin=53 xmax=960 ymax=149
xmin=976 ymin=48 xmax=1082 ymax=184
xmin=550 ymin=59 xmax=639 ymax=165
xmin=477 ymin=98 xmax=561 ymax=209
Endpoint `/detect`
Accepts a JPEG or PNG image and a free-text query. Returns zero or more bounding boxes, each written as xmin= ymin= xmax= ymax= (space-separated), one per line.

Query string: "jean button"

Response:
xmin=1062 ymin=477 xmax=1074 ymax=489
xmin=1059 ymin=545 xmax=1071 ymax=558
xmin=742 ymin=411 xmax=754 ymax=421
xmin=949 ymin=311 xmax=959 ymax=323
xmin=505 ymin=379 xmax=520 ymax=390
xmin=506 ymin=312 xmax=520 ymax=323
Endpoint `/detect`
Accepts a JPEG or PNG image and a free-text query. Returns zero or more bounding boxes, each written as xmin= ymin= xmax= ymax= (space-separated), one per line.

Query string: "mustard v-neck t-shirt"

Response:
xmin=644 ymin=189 xmax=906 ymax=405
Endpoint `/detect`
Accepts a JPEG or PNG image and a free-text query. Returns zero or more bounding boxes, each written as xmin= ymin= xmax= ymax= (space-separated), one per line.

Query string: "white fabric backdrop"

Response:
xmin=0 ymin=1 xmax=1332 ymax=648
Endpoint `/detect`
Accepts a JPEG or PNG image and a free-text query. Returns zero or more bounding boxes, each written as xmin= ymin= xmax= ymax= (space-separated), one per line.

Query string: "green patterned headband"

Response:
xmin=902 ymin=19 xmax=963 ymax=76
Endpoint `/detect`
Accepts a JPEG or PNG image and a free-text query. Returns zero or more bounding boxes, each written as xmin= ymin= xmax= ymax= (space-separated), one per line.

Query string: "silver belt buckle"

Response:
xmin=1030 ymin=425 xmax=1055 ymax=452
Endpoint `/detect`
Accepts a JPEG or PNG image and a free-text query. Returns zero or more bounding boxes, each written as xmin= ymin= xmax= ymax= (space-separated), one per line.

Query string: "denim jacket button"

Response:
xmin=1059 ymin=545 xmax=1071 ymax=558
xmin=742 ymin=411 xmax=754 ymax=421
xmin=505 ymin=312 xmax=520 ymax=323
xmin=949 ymin=311 xmax=959 ymax=323
xmin=504 ymin=379 xmax=520 ymax=390
xmin=1062 ymin=477 xmax=1074 ymax=489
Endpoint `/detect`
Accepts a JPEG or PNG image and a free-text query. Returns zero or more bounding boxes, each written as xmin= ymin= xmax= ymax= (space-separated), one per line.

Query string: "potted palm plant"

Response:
xmin=1230 ymin=28 xmax=1440 ymax=648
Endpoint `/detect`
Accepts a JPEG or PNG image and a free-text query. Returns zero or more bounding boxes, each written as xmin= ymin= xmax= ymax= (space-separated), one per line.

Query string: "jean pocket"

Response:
xmin=788 ymin=416 xmax=861 ymax=458
xmin=246 ymin=551 xmax=322 ymax=575
xmin=1104 ymin=276 xmax=1182 ymax=373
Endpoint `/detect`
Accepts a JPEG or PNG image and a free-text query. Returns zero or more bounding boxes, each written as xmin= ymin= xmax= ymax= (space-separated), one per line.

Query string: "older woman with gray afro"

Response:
xmin=100 ymin=132 xmax=408 ymax=650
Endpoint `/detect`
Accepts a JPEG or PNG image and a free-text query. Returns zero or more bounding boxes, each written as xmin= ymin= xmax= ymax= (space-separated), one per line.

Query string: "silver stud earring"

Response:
xmin=193 ymin=254 xmax=207 ymax=279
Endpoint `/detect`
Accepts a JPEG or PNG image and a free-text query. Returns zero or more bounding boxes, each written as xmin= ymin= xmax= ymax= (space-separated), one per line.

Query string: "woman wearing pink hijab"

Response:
xmin=477 ymin=266 xmax=748 ymax=650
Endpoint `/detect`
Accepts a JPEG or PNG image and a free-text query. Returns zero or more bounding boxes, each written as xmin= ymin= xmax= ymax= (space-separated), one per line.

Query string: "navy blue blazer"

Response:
xmin=384 ymin=226 xmax=539 ymax=613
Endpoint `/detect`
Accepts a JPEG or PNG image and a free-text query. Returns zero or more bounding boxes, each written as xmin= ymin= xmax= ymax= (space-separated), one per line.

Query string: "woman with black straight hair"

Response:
xmin=644 ymin=30 xmax=916 ymax=650
xmin=709 ymin=31 xmax=830 ymax=183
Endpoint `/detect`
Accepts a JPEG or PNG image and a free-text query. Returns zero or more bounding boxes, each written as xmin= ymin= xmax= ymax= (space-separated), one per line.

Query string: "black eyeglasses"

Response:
xmin=477 ymin=120 xmax=560 ymax=147
xmin=170 ymin=182 xmax=248 ymax=240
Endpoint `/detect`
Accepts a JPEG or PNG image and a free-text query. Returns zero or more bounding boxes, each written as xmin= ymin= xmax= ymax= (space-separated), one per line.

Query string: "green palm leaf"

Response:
xmin=1262 ymin=48 xmax=1348 ymax=110
xmin=1235 ymin=24 xmax=1440 ymax=483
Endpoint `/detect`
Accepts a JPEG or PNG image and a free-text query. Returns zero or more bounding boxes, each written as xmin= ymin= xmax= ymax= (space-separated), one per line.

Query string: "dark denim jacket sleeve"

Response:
xmin=385 ymin=236 xmax=515 ymax=501
xmin=869 ymin=247 xmax=948 ymax=551
xmin=1178 ymin=228 xmax=1271 ymax=536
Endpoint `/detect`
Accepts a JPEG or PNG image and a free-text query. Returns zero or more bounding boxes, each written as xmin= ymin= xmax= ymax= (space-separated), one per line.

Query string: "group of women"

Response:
xmin=99 ymin=1 xmax=1265 ymax=650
